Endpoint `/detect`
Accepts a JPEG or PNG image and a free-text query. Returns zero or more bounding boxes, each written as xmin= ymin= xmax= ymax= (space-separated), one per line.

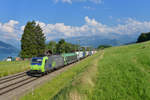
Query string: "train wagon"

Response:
xmin=75 ymin=51 xmax=84 ymax=60
xmin=83 ymin=51 xmax=86 ymax=58
xmin=61 ymin=53 xmax=77 ymax=65
xmin=75 ymin=52 xmax=80 ymax=60
xmin=89 ymin=51 xmax=93 ymax=56
xmin=86 ymin=51 xmax=89 ymax=56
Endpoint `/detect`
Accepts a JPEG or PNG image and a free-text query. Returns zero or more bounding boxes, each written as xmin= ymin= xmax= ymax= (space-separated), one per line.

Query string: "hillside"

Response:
xmin=0 ymin=41 xmax=19 ymax=54
xmin=21 ymin=41 xmax=150 ymax=100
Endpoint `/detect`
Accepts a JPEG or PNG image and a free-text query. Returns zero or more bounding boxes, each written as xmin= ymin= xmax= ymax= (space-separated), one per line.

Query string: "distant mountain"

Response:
xmin=0 ymin=41 xmax=19 ymax=54
xmin=51 ymin=34 xmax=138 ymax=48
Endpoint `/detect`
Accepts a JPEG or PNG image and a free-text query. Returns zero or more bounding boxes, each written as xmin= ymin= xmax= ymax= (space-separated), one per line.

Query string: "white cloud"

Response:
xmin=0 ymin=20 xmax=19 ymax=33
xmin=109 ymin=16 xmax=113 ymax=19
xmin=34 ymin=17 xmax=150 ymax=41
xmin=112 ymin=18 xmax=150 ymax=35
xmin=62 ymin=0 xmax=72 ymax=3
xmin=54 ymin=0 xmax=103 ymax=4
xmin=0 ymin=20 xmax=22 ymax=47
xmin=1 ymin=17 xmax=150 ymax=45
xmin=83 ymin=6 xmax=95 ymax=10
xmin=21 ymin=26 xmax=25 ymax=31
xmin=89 ymin=0 xmax=102 ymax=4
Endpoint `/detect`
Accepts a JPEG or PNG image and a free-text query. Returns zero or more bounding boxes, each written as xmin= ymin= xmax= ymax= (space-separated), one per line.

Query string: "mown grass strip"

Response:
xmin=0 ymin=61 xmax=30 ymax=77
xmin=20 ymin=53 xmax=99 ymax=100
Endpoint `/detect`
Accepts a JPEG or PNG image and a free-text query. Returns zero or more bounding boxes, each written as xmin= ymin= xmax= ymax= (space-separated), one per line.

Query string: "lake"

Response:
xmin=0 ymin=53 xmax=19 ymax=61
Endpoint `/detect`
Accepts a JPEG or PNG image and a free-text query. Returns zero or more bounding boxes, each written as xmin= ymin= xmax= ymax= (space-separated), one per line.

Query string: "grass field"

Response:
xmin=0 ymin=61 xmax=30 ymax=77
xmin=21 ymin=41 xmax=150 ymax=100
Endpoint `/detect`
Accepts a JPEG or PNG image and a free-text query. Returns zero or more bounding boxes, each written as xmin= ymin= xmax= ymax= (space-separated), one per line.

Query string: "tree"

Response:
xmin=56 ymin=39 xmax=80 ymax=54
xmin=65 ymin=43 xmax=76 ymax=53
xmin=81 ymin=47 xmax=86 ymax=52
xmin=46 ymin=41 xmax=57 ymax=54
xmin=56 ymin=39 xmax=66 ymax=54
xmin=20 ymin=21 xmax=46 ymax=58
xmin=34 ymin=24 xmax=46 ymax=56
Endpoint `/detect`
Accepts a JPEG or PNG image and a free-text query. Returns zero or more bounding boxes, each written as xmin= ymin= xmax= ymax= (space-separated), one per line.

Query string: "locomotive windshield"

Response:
xmin=31 ymin=58 xmax=43 ymax=65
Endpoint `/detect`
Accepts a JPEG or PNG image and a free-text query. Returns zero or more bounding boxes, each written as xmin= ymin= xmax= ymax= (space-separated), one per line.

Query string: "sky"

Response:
xmin=1 ymin=0 xmax=150 ymax=46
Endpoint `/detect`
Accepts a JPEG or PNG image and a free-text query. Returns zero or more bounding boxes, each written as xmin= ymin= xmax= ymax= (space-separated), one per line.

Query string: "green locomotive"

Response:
xmin=30 ymin=53 xmax=77 ymax=75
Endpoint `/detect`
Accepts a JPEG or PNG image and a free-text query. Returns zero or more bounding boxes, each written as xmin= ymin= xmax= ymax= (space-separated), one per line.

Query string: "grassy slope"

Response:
xmin=49 ymin=41 xmax=150 ymax=100
xmin=21 ymin=41 xmax=150 ymax=100
xmin=20 ymin=52 xmax=102 ymax=100
xmin=0 ymin=61 xmax=30 ymax=77
xmin=93 ymin=42 xmax=150 ymax=100
xmin=60 ymin=42 xmax=150 ymax=100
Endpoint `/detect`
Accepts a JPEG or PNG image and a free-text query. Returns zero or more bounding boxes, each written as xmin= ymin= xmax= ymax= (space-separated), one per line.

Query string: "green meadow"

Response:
xmin=0 ymin=61 xmax=30 ymax=77
xmin=21 ymin=41 xmax=150 ymax=100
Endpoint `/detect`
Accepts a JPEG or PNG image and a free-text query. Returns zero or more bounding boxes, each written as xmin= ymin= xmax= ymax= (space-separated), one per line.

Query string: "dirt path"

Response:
xmin=68 ymin=51 xmax=105 ymax=100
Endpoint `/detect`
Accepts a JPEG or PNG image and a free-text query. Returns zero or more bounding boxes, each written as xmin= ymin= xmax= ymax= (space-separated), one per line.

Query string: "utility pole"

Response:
xmin=78 ymin=39 xmax=80 ymax=51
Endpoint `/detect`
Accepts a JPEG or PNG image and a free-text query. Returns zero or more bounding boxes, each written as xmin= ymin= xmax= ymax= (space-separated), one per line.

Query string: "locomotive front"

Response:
xmin=30 ymin=57 xmax=48 ymax=74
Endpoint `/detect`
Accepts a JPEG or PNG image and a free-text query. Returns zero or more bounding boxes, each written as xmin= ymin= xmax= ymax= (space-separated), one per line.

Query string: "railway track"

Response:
xmin=0 ymin=71 xmax=27 ymax=82
xmin=0 ymin=71 xmax=38 ymax=96
xmin=0 ymin=66 xmax=69 ymax=96
xmin=0 ymin=60 xmax=80 ymax=97
xmin=0 ymin=73 xmax=27 ymax=84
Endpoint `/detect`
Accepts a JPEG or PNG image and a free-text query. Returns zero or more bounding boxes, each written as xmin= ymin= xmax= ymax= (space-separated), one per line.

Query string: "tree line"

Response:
xmin=46 ymin=39 xmax=80 ymax=55
xmin=20 ymin=21 xmax=92 ymax=58
xmin=97 ymin=45 xmax=112 ymax=50
xmin=137 ymin=32 xmax=150 ymax=43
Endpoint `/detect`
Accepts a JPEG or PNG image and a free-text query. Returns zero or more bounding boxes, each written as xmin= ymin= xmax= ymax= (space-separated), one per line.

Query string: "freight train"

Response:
xmin=30 ymin=51 xmax=96 ymax=75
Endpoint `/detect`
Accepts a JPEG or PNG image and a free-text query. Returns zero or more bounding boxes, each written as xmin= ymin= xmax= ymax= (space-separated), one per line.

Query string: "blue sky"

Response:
xmin=1 ymin=0 xmax=150 ymax=25
xmin=1 ymin=0 xmax=150 ymax=46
